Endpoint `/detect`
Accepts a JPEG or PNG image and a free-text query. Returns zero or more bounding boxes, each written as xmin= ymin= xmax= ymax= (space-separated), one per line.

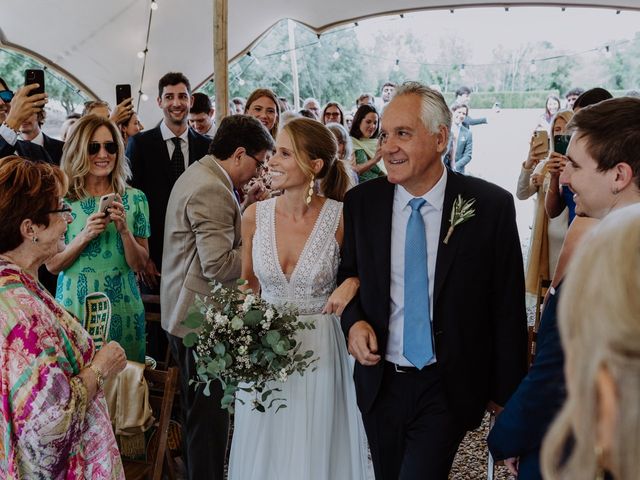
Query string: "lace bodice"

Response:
xmin=252 ymin=197 xmax=342 ymax=314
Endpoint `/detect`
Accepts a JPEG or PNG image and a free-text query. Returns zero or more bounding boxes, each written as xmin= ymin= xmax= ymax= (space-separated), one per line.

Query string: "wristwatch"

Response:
xmin=89 ymin=364 xmax=104 ymax=389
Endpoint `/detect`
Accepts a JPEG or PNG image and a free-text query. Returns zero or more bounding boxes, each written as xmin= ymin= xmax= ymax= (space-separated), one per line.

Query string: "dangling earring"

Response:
xmin=32 ymin=236 xmax=38 ymax=244
xmin=594 ymin=445 xmax=605 ymax=480
xmin=306 ymin=176 xmax=314 ymax=206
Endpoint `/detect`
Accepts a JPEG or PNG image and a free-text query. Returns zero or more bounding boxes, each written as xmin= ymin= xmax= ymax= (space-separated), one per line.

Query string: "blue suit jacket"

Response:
xmin=487 ymin=284 xmax=566 ymax=480
xmin=0 ymin=135 xmax=54 ymax=164
xmin=444 ymin=125 xmax=473 ymax=174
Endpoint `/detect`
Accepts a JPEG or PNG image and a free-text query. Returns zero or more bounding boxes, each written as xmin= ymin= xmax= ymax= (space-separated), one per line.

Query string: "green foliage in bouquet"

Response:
xmin=182 ymin=280 xmax=317 ymax=413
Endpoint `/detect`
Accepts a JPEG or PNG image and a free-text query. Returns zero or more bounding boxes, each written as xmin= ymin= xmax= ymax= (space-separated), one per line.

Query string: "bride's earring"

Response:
xmin=306 ymin=176 xmax=314 ymax=206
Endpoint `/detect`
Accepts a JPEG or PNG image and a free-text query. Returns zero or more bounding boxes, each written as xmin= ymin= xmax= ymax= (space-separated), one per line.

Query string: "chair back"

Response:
xmin=84 ymin=292 xmax=111 ymax=349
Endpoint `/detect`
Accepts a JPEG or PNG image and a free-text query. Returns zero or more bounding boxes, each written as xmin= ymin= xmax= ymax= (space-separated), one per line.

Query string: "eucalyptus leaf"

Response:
xmin=183 ymin=331 xmax=198 ymax=347
xmin=183 ymin=309 xmax=204 ymax=328
xmin=244 ymin=309 xmax=263 ymax=326
xmin=213 ymin=342 xmax=226 ymax=356
xmin=265 ymin=330 xmax=281 ymax=346
xmin=203 ymin=380 xmax=211 ymax=397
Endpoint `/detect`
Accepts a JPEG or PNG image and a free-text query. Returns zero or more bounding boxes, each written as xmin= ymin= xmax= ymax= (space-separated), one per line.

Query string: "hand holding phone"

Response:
xmin=98 ymin=193 xmax=117 ymax=222
xmin=115 ymin=84 xmax=132 ymax=106
xmin=531 ymin=130 xmax=549 ymax=156
xmin=25 ymin=69 xmax=45 ymax=96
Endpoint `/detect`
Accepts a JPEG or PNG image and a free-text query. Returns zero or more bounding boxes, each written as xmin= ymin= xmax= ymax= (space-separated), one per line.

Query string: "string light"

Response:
xmin=281 ymin=53 xmax=288 ymax=61
xmin=137 ymin=50 xmax=146 ymax=59
xmin=459 ymin=64 xmax=466 ymax=78
xmin=604 ymin=45 xmax=612 ymax=58
xmin=238 ymin=78 xmax=245 ymax=86
xmin=393 ymin=59 xmax=400 ymax=72
xmin=140 ymin=93 xmax=149 ymax=102
xmin=150 ymin=1 xmax=158 ymax=10
xmin=332 ymin=49 xmax=340 ymax=60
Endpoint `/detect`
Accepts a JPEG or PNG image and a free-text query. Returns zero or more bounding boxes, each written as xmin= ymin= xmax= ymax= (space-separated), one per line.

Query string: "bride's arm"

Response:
xmin=240 ymin=203 xmax=260 ymax=294
xmin=323 ymin=212 xmax=359 ymax=315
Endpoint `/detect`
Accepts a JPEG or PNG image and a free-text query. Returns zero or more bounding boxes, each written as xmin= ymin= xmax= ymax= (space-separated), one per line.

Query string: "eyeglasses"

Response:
xmin=88 ymin=141 xmax=118 ymax=155
xmin=45 ymin=202 xmax=73 ymax=218
xmin=246 ymin=152 xmax=265 ymax=171
xmin=0 ymin=90 xmax=14 ymax=103
xmin=324 ymin=112 xmax=341 ymax=119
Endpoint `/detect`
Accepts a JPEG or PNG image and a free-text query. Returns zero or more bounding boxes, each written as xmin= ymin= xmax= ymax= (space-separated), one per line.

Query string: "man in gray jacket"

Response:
xmin=161 ymin=115 xmax=274 ymax=480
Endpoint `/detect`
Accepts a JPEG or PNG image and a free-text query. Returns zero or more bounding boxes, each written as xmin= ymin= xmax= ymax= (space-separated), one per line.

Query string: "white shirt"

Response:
xmin=0 ymin=123 xmax=18 ymax=146
xmin=160 ymin=121 xmax=189 ymax=170
xmin=23 ymin=130 xmax=44 ymax=146
xmin=386 ymin=167 xmax=447 ymax=366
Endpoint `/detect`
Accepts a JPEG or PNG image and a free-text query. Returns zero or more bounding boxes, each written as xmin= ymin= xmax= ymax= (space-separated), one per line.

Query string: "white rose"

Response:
xmin=265 ymin=308 xmax=274 ymax=321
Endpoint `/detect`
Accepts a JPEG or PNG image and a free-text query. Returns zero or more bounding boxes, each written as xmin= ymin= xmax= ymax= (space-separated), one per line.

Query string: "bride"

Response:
xmin=227 ymin=117 xmax=369 ymax=480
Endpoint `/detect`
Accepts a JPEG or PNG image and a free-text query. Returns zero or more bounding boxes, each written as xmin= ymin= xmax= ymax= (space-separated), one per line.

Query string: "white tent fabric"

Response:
xmin=1 ymin=0 xmax=637 ymax=121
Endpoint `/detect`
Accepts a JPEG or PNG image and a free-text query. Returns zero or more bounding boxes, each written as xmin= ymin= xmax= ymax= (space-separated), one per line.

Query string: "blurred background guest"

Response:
xmin=47 ymin=115 xmax=150 ymax=362
xmin=443 ymin=103 xmax=473 ymax=174
xmin=60 ymin=112 xmax=82 ymax=141
xmin=231 ymin=96 xmax=246 ymax=114
xmin=542 ymin=205 xmax=640 ymax=480
xmin=321 ymin=101 xmax=345 ymax=126
xmin=326 ymin=122 xmax=358 ymax=189
xmin=302 ymin=97 xmax=321 ymax=120
xmin=535 ymin=94 xmax=561 ymax=132
xmin=244 ymin=88 xmax=280 ymax=138
xmin=188 ymin=92 xmax=216 ymax=138
xmin=349 ymin=104 xmax=384 ymax=183
xmin=0 ymin=155 xmax=127 ymax=479
xmin=117 ymin=110 xmax=144 ymax=146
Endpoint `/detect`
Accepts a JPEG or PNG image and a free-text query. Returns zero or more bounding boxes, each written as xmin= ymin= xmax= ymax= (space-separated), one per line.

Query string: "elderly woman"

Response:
xmin=47 ymin=115 xmax=150 ymax=362
xmin=0 ymin=156 xmax=126 ymax=478
xmin=349 ymin=104 xmax=384 ymax=183
xmin=244 ymin=88 xmax=280 ymax=138
xmin=541 ymin=205 xmax=640 ymax=480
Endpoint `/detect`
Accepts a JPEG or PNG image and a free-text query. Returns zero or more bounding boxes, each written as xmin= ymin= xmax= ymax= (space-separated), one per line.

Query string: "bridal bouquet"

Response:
xmin=182 ymin=280 xmax=317 ymax=413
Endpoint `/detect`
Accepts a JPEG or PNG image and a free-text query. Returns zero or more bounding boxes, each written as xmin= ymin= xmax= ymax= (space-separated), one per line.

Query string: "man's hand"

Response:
xmin=4 ymin=84 xmax=48 ymax=131
xmin=503 ymin=457 xmax=519 ymax=476
xmin=138 ymin=258 xmax=161 ymax=289
xmin=348 ymin=320 xmax=381 ymax=366
xmin=109 ymin=97 xmax=134 ymax=125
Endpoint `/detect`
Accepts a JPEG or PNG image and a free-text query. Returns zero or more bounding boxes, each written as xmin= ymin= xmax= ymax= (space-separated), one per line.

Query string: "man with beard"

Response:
xmin=126 ymin=72 xmax=211 ymax=294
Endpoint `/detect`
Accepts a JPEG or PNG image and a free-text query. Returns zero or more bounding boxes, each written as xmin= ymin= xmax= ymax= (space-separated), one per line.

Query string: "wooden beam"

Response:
xmin=213 ymin=0 xmax=228 ymax=126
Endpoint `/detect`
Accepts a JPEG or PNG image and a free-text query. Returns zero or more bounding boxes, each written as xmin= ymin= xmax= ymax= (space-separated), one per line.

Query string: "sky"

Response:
xmin=355 ymin=6 xmax=640 ymax=63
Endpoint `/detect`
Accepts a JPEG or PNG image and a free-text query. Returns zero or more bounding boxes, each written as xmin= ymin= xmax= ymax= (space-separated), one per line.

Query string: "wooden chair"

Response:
xmin=142 ymin=293 xmax=172 ymax=369
xmin=527 ymin=277 xmax=552 ymax=366
xmin=122 ymin=366 xmax=179 ymax=480
xmin=84 ymin=292 xmax=112 ymax=350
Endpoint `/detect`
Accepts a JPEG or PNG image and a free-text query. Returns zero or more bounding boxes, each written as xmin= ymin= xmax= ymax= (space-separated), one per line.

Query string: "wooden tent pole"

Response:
xmin=213 ymin=0 xmax=228 ymax=126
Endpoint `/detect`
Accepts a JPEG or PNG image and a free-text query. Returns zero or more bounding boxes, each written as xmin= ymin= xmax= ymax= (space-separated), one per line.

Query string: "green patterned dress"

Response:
xmin=56 ymin=187 xmax=151 ymax=362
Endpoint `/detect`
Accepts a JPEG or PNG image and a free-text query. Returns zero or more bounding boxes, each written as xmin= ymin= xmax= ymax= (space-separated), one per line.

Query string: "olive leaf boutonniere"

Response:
xmin=443 ymin=195 xmax=476 ymax=244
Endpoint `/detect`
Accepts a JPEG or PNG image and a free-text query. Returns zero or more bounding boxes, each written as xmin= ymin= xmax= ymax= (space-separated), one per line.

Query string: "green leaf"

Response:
xmin=231 ymin=316 xmax=244 ymax=330
xmin=255 ymin=403 xmax=266 ymax=413
xmin=265 ymin=330 xmax=281 ymax=346
xmin=221 ymin=394 xmax=235 ymax=406
xmin=261 ymin=389 xmax=272 ymax=402
xmin=182 ymin=308 xmax=204 ymax=328
xmin=183 ymin=331 xmax=198 ymax=347
xmin=275 ymin=404 xmax=288 ymax=414
xmin=213 ymin=342 xmax=226 ymax=356
xmin=244 ymin=309 xmax=263 ymax=326
xmin=236 ymin=278 xmax=248 ymax=286
xmin=203 ymin=380 xmax=211 ymax=397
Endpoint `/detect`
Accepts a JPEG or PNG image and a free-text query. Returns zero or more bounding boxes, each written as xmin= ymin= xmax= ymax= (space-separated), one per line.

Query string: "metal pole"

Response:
xmin=288 ymin=19 xmax=300 ymax=109
xmin=213 ymin=0 xmax=228 ymax=125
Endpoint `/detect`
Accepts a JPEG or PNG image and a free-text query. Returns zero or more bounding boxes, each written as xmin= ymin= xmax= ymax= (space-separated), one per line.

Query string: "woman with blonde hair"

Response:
xmin=47 ymin=115 xmax=151 ymax=362
xmin=0 ymin=156 xmax=126 ymax=478
xmin=244 ymin=88 xmax=281 ymax=138
xmin=541 ymin=205 xmax=640 ymax=480
xmin=228 ymin=117 xmax=367 ymax=479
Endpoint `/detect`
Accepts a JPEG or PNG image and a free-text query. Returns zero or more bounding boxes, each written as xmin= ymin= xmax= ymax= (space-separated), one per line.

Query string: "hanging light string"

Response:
xmin=136 ymin=0 xmax=156 ymax=110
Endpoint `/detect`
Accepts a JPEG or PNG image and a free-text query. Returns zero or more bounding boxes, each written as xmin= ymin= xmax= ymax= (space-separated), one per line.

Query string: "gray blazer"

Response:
xmin=161 ymin=155 xmax=242 ymax=338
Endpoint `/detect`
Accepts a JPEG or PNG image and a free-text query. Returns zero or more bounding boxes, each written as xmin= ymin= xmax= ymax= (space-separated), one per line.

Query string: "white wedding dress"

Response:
xmin=228 ymin=197 xmax=370 ymax=480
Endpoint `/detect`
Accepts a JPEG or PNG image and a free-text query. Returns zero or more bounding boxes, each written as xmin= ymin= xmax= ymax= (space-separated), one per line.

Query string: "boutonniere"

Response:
xmin=443 ymin=194 xmax=476 ymax=244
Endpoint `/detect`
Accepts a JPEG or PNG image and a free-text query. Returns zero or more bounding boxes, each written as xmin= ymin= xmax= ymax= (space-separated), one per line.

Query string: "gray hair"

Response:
xmin=394 ymin=81 xmax=452 ymax=134
xmin=541 ymin=204 xmax=640 ymax=480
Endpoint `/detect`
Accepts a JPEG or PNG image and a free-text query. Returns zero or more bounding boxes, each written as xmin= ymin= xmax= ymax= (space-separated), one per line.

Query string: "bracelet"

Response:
xmin=89 ymin=364 xmax=104 ymax=390
xmin=1 ymin=122 xmax=19 ymax=135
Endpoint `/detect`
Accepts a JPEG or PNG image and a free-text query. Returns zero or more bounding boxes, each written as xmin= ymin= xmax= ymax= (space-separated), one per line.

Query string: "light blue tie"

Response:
xmin=403 ymin=198 xmax=434 ymax=369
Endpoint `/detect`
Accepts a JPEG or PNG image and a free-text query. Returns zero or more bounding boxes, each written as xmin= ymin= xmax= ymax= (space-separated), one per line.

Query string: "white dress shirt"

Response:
xmin=0 ymin=123 xmax=18 ymax=146
xmin=386 ymin=167 xmax=447 ymax=366
xmin=24 ymin=130 xmax=44 ymax=146
xmin=160 ymin=121 xmax=190 ymax=170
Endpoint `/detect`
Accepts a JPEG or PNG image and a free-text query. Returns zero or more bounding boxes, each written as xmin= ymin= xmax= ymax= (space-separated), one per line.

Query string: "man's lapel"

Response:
xmin=433 ymin=170 xmax=464 ymax=304
xmin=377 ymin=180 xmax=395 ymax=304
xmin=152 ymin=127 xmax=171 ymax=165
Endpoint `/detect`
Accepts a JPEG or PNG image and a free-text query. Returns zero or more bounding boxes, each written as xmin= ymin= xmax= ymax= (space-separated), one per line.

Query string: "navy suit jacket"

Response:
xmin=126 ymin=126 xmax=211 ymax=269
xmin=0 ymin=135 xmax=54 ymax=164
xmin=339 ymin=171 xmax=528 ymax=430
xmin=487 ymin=284 xmax=566 ymax=480
xmin=42 ymin=133 xmax=64 ymax=165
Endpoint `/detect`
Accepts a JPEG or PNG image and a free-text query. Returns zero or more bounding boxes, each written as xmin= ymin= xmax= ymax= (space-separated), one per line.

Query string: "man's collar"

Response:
xmin=160 ymin=120 xmax=189 ymax=142
xmin=396 ymin=167 xmax=447 ymax=211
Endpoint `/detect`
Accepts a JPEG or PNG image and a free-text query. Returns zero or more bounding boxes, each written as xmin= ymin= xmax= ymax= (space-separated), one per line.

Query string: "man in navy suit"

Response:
xmin=444 ymin=103 xmax=473 ymax=174
xmin=18 ymin=110 xmax=64 ymax=164
xmin=0 ymin=76 xmax=53 ymax=164
xmin=339 ymin=82 xmax=527 ymax=479
xmin=126 ymin=72 xmax=211 ymax=293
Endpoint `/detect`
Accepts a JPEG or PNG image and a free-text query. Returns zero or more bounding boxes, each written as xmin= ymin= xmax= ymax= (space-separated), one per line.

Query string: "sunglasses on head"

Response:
xmin=0 ymin=90 xmax=14 ymax=102
xmin=88 ymin=141 xmax=118 ymax=155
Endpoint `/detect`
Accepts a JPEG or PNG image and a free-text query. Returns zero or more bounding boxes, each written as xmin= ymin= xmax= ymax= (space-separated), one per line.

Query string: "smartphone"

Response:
xmin=532 ymin=130 xmax=549 ymax=155
xmin=115 ymin=84 xmax=132 ymax=105
xmin=553 ymin=134 xmax=571 ymax=156
xmin=24 ymin=69 xmax=45 ymax=96
xmin=98 ymin=193 xmax=117 ymax=221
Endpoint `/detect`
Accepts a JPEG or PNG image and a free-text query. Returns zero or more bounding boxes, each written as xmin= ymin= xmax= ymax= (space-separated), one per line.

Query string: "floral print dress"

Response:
xmin=0 ymin=259 xmax=124 ymax=479
xmin=56 ymin=187 xmax=150 ymax=362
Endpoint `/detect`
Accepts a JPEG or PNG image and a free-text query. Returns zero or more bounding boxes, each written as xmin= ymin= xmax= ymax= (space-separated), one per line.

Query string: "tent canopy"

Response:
xmin=2 ymin=0 xmax=637 ymax=121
